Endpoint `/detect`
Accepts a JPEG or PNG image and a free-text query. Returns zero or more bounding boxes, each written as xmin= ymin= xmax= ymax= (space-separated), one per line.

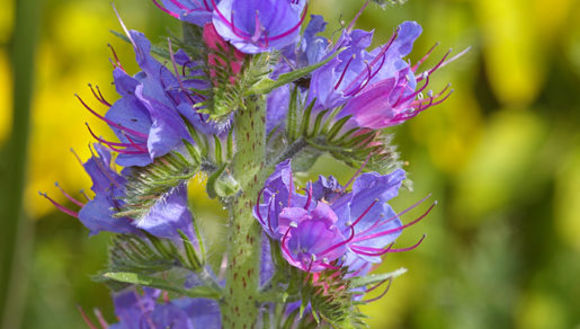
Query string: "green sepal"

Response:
xmin=206 ymin=164 xmax=241 ymax=199
xmin=246 ymin=49 xmax=343 ymax=96
xmin=102 ymin=271 xmax=222 ymax=300
xmin=178 ymin=230 xmax=203 ymax=269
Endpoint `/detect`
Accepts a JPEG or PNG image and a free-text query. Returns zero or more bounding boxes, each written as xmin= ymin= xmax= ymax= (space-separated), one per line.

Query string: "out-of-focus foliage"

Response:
xmin=1 ymin=0 xmax=579 ymax=328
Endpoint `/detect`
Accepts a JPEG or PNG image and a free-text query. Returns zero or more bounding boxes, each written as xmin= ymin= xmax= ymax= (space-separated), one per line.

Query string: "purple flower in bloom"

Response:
xmin=212 ymin=0 xmax=308 ymax=54
xmin=41 ymin=144 xmax=196 ymax=240
xmin=309 ymin=21 xmax=454 ymax=130
xmin=40 ymin=144 xmax=138 ymax=236
xmin=255 ymin=160 xmax=432 ymax=273
xmin=80 ymin=30 xmax=214 ymax=167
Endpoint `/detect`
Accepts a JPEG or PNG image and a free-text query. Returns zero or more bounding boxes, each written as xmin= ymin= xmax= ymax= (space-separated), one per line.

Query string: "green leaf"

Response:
xmin=102 ymin=272 xmax=222 ymax=299
xmin=246 ymin=49 xmax=343 ymax=96
xmin=349 ymin=268 xmax=407 ymax=288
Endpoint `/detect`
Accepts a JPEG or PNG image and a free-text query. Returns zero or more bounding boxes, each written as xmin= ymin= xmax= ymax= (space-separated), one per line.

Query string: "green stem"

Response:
xmin=0 ymin=0 xmax=41 ymax=328
xmin=221 ymin=97 xmax=267 ymax=329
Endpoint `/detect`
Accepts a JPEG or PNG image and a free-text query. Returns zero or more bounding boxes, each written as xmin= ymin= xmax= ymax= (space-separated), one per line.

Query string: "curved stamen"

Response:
xmin=151 ymin=0 xmax=179 ymax=18
xmin=280 ymin=227 xmax=293 ymax=261
xmin=55 ymin=182 xmax=85 ymax=207
xmin=255 ymin=187 xmax=266 ymax=226
xmin=412 ymin=42 xmax=439 ymax=73
xmin=85 ymin=123 xmax=145 ymax=151
xmin=317 ymin=225 xmax=355 ymax=257
xmin=76 ymin=95 xmax=148 ymax=139
xmin=362 ymin=277 xmax=392 ymax=303
xmin=351 ymin=234 xmax=426 ymax=256
xmin=88 ymin=84 xmax=111 ymax=107
xmin=352 ymin=201 xmax=436 ymax=244
xmin=77 ymin=306 xmax=99 ymax=329
xmin=334 ymin=56 xmax=354 ymax=90
xmin=354 ymin=194 xmax=431 ymax=239
xmin=39 ymin=192 xmax=79 ymax=218
xmin=303 ymin=184 xmax=312 ymax=210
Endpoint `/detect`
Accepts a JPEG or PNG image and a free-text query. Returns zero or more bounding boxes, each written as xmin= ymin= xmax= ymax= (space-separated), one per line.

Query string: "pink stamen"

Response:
xmin=355 ymin=194 xmax=432 ymax=239
xmin=107 ymin=44 xmax=124 ymax=71
xmin=88 ymin=84 xmax=111 ymax=107
xmin=334 ymin=56 xmax=354 ymax=90
xmin=317 ymin=226 xmax=355 ymax=257
xmin=40 ymin=192 xmax=79 ymax=218
xmin=347 ymin=0 xmax=370 ymax=32
xmin=352 ymin=201 xmax=436 ymax=243
xmin=412 ymin=42 xmax=439 ymax=72
xmin=303 ymin=184 xmax=313 ymax=210
xmin=280 ymin=227 xmax=293 ymax=261
xmin=362 ymin=278 xmax=392 ymax=303
xmin=255 ymin=187 xmax=266 ymax=226
xmin=76 ymin=94 xmax=148 ymax=139
xmin=55 ymin=182 xmax=85 ymax=207
xmin=93 ymin=309 xmax=109 ymax=329
xmin=152 ymin=0 xmax=179 ymax=18
xmin=85 ymin=123 xmax=146 ymax=153
xmin=343 ymin=152 xmax=372 ymax=191
xmin=77 ymin=305 xmax=99 ymax=329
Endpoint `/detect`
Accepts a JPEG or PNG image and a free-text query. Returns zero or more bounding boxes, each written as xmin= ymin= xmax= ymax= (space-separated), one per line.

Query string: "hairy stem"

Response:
xmin=222 ymin=97 xmax=267 ymax=329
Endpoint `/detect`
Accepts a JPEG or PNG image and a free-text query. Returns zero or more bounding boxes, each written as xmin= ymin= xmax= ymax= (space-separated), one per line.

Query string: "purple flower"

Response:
xmin=255 ymin=160 xmax=430 ymax=273
xmin=41 ymin=144 xmax=196 ymax=240
xmin=110 ymin=288 xmax=221 ymax=329
xmin=212 ymin=0 xmax=308 ymax=54
xmin=309 ymin=21 xmax=453 ymax=130
xmin=40 ymin=144 xmax=138 ymax=236
xmin=80 ymin=30 xmax=214 ymax=167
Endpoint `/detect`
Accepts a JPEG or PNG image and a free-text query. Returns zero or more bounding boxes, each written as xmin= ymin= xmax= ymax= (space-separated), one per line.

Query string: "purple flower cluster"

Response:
xmin=254 ymin=160 xmax=431 ymax=274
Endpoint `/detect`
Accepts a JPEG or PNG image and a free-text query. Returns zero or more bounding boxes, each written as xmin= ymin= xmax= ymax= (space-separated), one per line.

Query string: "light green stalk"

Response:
xmin=221 ymin=96 xmax=267 ymax=329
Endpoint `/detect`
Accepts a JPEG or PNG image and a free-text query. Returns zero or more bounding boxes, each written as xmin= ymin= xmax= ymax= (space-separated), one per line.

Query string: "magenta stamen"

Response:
xmin=76 ymin=95 xmax=148 ymax=139
xmin=334 ymin=56 xmax=354 ymax=90
xmin=266 ymin=197 xmax=275 ymax=235
xmin=365 ymin=278 xmax=388 ymax=294
xmin=255 ymin=187 xmax=266 ymax=226
xmin=343 ymin=29 xmax=398 ymax=95
xmin=266 ymin=4 xmax=308 ymax=42
xmin=55 ymin=182 xmax=85 ymax=207
xmin=107 ymin=44 xmax=124 ymax=71
xmin=303 ymin=184 xmax=312 ymax=210
xmin=70 ymin=148 xmax=84 ymax=167
xmin=362 ymin=278 xmax=392 ymax=303
xmin=347 ymin=0 xmax=370 ymax=32
xmin=352 ymin=201 xmax=436 ymax=243
xmin=317 ymin=226 xmax=355 ymax=257
xmin=40 ymin=192 xmax=79 ymax=218
xmin=93 ymin=309 xmax=109 ymax=329
xmin=80 ymin=190 xmax=91 ymax=201
xmin=345 ymin=60 xmax=373 ymax=97
xmin=119 ymin=130 xmax=148 ymax=153
xmin=318 ymin=262 xmax=340 ymax=270
xmin=427 ymin=49 xmax=452 ymax=76
xmin=280 ymin=227 xmax=293 ymax=260
xmin=77 ymin=305 xmax=99 ymax=329
xmin=412 ymin=42 xmax=439 ymax=73
xmin=151 ymin=0 xmax=179 ymax=18
xmin=355 ymin=194 xmax=432 ymax=239
xmin=167 ymin=38 xmax=196 ymax=105
xmin=86 ymin=125 xmax=145 ymax=155
xmin=387 ymin=234 xmax=426 ymax=253
xmin=343 ymin=152 xmax=372 ymax=191
xmin=396 ymin=74 xmax=430 ymax=106
xmin=351 ymin=199 xmax=378 ymax=228
xmin=88 ymin=84 xmax=111 ymax=107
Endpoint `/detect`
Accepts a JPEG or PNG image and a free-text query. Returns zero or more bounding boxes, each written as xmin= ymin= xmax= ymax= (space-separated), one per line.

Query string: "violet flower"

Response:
xmin=153 ymin=0 xmax=216 ymax=26
xmin=80 ymin=30 xmax=214 ymax=167
xmin=255 ymin=160 xmax=431 ymax=273
xmin=41 ymin=144 xmax=197 ymax=241
xmin=212 ymin=0 xmax=308 ymax=54
xmin=309 ymin=21 xmax=454 ymax=130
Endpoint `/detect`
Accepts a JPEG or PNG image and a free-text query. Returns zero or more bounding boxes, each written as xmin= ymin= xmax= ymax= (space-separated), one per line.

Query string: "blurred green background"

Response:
xmin=1 ymin=0 xmax=580 ymax=328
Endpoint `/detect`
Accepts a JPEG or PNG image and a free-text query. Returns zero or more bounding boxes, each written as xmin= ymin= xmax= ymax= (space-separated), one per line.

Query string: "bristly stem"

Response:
xmin=221 ymin=96 xmax=267 ymax=329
